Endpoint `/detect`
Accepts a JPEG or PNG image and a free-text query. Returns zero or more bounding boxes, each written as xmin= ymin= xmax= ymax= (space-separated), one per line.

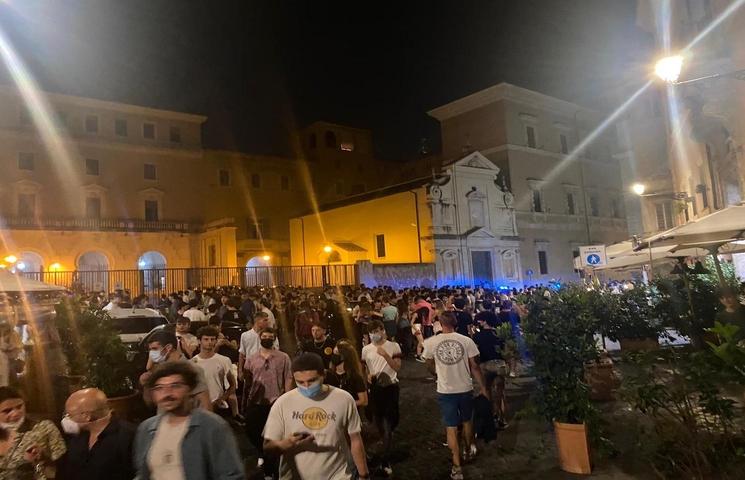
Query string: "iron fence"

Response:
xmin=20 ymin=264 xmax=358 ymax=297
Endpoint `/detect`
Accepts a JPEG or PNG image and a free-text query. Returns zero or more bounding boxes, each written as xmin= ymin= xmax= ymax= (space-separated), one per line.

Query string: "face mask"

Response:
xmin=297 ymin=380 xmax=322 ymax=398
xmin=330 ymin=354 xmax=343 ymax=366
xmin=370 ymin=333 xmax=384 ymax=344
xmin=0 ymin=418 xmax=24 ymax=431
xmin=149 ymin=348 xmax=167 ymax=364
xmin=260 ymin=339 xmax=274 ymax=349
xmin=61 ymin=416 xmax=80 ymax=435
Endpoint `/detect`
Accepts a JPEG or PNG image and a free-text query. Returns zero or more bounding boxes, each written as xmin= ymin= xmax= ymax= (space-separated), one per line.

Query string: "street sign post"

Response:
xmin=579 ymin=245 xmax=607 ymax=267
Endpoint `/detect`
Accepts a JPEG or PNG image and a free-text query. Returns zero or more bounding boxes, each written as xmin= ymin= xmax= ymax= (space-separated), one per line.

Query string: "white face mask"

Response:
xmin=60 ymin=416 xmax=80 ymax=435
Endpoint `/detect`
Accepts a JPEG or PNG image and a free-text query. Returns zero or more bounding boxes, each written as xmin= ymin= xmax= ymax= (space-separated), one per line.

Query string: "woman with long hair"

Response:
xmin=326 ymin=339 xmax=368 ymax=409
xmin=0 ymin=387 xmax=65 ymax=479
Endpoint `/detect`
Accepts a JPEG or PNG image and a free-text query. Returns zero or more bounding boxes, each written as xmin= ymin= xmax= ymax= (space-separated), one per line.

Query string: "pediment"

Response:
xmin=452 ymin=151 xmax=500 ymax=173
xmin=464 ymin=226 xmax=496 ymax=239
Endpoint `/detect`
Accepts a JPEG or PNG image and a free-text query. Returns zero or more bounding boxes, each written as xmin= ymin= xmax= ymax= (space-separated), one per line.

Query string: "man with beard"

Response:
xmin=134 ymin=361 xmax=245 ymax=480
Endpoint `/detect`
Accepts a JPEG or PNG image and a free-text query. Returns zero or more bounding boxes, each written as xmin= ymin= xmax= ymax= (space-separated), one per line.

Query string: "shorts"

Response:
xmin=480 ymin=359 xmax=508 ymax=380
xmin=436 ymin=391 xmax=474 ymax=427
xmin=422 ymin=325 xmax=435 ymax=339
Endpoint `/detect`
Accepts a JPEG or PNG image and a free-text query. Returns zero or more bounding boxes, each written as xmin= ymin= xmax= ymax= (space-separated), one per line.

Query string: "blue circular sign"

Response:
xmin=586 ymin=254 xmax=601 ymax=265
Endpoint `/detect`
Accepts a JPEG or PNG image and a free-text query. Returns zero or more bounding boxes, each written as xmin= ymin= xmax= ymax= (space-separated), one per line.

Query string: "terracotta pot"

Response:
xmin=107 ymin=391 xmax=140 ymax=421
xmin=584 ymin=361 xmax=617 ymax=401
xmin=618 ymin=337 xmax=659 ymax=352
xmin=553 ymin=421 xmax=592 ymax=475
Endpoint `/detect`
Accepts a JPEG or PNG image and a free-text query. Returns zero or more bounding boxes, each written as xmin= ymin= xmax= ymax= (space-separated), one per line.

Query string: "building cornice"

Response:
xmin=481 ymin=144 xmax=619 ymax=170
xmin=0 ymin=85 xmax=207 ymax=124
xmin=427 ymin=82 xmax=594 ymax=121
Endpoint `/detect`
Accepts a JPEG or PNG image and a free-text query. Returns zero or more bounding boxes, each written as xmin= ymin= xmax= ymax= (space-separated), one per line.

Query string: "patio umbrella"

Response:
xmin=0 ymin=270 xmax=66 ymax=293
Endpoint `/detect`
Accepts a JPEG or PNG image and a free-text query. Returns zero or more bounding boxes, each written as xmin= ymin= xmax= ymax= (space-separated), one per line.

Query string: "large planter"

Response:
xmin=584 ymin=358 xmax=617 ymax=401
xmin=107 ymin=390 xmax=140 ymax=421
xmin=553 ymin=421 xmax=592 ymax=475
xmin=618 ymin=337 xmax=659 ymax=352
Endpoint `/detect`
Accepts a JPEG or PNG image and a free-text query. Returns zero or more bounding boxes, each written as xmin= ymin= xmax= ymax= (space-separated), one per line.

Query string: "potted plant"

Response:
xmin=523 ymin=286 xmax=600 ymax=474
xmin=597 ymin=286 xmax=664 ymax=352
xmin=55 ymin=298 xmax=139 ymax=418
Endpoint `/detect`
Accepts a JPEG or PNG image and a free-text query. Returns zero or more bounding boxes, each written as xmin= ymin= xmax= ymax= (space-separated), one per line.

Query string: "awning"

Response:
xmin=637 ymin=203 xmax=745 ymax=249
xmin=0 ymin=271 xmax=66 ymax=293
xmin=334 ymin=242 xmax=367 ymax=252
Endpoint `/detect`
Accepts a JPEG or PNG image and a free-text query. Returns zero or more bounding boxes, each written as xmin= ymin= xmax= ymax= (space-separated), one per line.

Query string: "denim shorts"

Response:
xmin=436 ymin=391 xmax=474 ymax=427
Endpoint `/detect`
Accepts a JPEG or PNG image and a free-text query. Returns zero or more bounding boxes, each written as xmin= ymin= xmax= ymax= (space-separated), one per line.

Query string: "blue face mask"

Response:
xmin=149 ymin=348 xmax=167 ymax=364
xmin=297 ymin=380 xmax=323 ymax=398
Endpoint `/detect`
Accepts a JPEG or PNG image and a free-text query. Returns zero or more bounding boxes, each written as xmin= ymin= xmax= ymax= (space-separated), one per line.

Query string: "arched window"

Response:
xmin=137 ymin=251 xmax=167 ymax=270
xmin=77 ymin=251 xmax=109 ymax=271
xmin=76 ymin=251 xmax=110 ymax=292
xmin=138 ymin=251 xmax=167 ymax=293
xmin=17 ymin=251 xmax=44 ymax=273
xmin=501 ymin=250 xmax=517 ymax=280
xmin=324 ymin=131 xmax=337 ymax=148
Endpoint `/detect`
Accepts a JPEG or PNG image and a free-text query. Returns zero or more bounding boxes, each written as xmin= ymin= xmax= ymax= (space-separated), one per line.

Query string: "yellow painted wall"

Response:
xmin=289 ymin=187 xmax=434 ymax=266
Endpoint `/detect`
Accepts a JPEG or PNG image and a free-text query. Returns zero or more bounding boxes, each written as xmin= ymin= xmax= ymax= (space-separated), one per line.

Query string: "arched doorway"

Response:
xmin=245 ymin=255 xmax=272 ymax=286
xmin=77 ymin=251 xmax=110 ymax=292
xmin=17 ymin=251 xmax=44 ymax=274
xmin=138 ymin=251 xmax=167 ymax=293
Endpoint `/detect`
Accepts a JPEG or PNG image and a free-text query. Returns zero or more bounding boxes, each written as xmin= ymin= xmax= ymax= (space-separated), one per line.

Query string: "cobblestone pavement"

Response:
xmin=237 ymin=358 xmax=654 ymax=479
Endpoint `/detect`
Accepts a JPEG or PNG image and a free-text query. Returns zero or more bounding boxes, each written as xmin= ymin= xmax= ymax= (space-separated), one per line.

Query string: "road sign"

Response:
xmin=579 ymin=245 xmax=607 ymax=267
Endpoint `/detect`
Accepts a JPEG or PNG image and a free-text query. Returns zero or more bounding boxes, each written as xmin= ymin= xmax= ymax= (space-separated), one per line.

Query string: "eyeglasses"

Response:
xmin=151 ymin=382 xmax=189 ymax=393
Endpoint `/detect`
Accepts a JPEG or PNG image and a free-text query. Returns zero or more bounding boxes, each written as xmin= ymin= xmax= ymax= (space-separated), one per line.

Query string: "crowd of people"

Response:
xmin=0 ymin=284 xmax=545 ymax=480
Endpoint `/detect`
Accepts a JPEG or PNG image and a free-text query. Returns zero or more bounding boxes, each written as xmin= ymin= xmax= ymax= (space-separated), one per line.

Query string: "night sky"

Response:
xmin=0 ymin=0 xmax=650 ymax=160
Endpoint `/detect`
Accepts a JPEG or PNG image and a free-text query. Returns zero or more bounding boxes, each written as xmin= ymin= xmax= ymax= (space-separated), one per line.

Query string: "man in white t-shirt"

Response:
xmin=191 ymin=326 xmax=236 ymax=413
xmin=361 ymin=320 xmax=402 ymax=476
xmin=423 ymin=311 xmax=487 ymax=480
xmin=263 ymin=353 xmax=371 ymax=480
xmin=238 ymin=312 xmax=278 ymax=381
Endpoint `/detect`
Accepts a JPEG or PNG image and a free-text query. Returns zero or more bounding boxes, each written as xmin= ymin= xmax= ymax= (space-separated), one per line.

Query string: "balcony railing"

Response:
xmin=0 ymin=216 xmax=198 ymax=233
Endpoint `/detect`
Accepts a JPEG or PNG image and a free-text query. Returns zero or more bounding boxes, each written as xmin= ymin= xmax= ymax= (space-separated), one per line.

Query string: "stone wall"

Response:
xmin=357 ymin=260 xmax=437 ymax=289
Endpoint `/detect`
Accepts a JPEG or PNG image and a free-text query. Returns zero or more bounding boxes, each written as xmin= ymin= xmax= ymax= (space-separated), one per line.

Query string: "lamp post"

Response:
xmin=323 ymin=245 xmax=332 ymax=286
xmin=654 ymin=54 xmax=745 ymax=85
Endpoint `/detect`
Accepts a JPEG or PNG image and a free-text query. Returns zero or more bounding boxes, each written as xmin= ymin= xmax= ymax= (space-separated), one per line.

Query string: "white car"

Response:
xmin=106 ymin=307 xmax=169 ymax=346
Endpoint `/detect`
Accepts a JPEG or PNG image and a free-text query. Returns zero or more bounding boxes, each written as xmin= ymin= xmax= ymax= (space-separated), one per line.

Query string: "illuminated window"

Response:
xmin=115 ymin=119 xmax=128 ymax=137
xmin=655 ymin=202 xmax=674 ymax=230
xmin=247 ymin=218 xmax=268 ymax=239
xmin=340 ymin=142 xmax=354 ymax=152
xmin=85 ymin=115 xmax=99 ymax=134
xmin=169 ymin=126 xmax=181 ymax=143
xmin=144 ymin=200 xmax=159 ymax=221
xmin=143 ymin=122 xmax=156 ymax=140
xmin=86 ymin=158 xmax=99 ymax=176
xmin=375 ymin=234 xmax=386 ymax=258
xmin=18 ymin=153 xmax=35 ymax=171
xmin=219 ymin=169 xmax=230 ymax=187
xmin=144 ymin=163 xmax=157 ymax=180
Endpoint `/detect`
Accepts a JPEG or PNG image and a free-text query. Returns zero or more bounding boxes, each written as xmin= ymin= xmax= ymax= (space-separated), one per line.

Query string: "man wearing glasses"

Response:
xmin=58 ymin=388 xmax=135 ymax=480
xmin=134 ymin=361 xmax=245 ymax=480
xmin=243 ymin=327 xmax=293 ymax=479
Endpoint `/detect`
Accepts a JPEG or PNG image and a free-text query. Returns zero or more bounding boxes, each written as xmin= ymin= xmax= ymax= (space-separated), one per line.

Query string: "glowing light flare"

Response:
xmin=3 ymin=255 xmax=17 ymax=264
xmin=631 ymin=183 xmax=646 ymax=196
xmin=654 ymin=55 xmax=683 ymax=83
xmin=15 ymin=262 xmax=25 ymax=270
xmin=49 ymin=262 xmax=62 ymax=271
xmin=262 ymin=255 xmax=271 ymax=262
xmin=323 ymin=245 xmax=333 ymax=254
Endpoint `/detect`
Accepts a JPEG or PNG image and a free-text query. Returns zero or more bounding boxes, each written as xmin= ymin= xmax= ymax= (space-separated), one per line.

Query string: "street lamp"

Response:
xmin=323 ymin=245 xmax=332 ymax=254
xmin=654 ymin=53 xmax=745 ymax=85
xmin=654 ymin=55 xmax=684 ymax=83
xmin=3 ymin=255 xmax=17 ymax=264
xmin=262 ymin=254 xmax=271 ymax=262
xmin=631 ymin=183 xmax=646 ymax=196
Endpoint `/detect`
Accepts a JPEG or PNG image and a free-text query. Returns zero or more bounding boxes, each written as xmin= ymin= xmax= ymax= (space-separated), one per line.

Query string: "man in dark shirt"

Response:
xmin=472 ymin=310 xmax=508 ymax=429
xmin=58 ymin=388 xmax=135 ymax=480
xmin=452 ymin=297 xmax=473 ymax=336
xmin=716 ymin=287 xmax=745 ymax=342
xmin=300 ymin=321 xmax=336 ymax=368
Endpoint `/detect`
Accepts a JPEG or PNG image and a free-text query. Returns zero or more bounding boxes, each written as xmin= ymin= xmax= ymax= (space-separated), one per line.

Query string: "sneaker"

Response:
xmin=257 ymin=457 xmax=264 ymax=468
xmin=497 ymin=420 xmax=509 ymax=430
xmin=382 ymin=461 xmax=393 ymax=477
xmin=469 ymin=444 xmax=478 ymax=459
xmin=450 ymin=465 xmax=464 ymax=480
xmin=415 ymin=355 xmax=426 ymax=363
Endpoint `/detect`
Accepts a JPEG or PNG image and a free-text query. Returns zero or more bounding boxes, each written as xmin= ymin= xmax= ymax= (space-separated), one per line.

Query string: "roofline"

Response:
xmin=427 ymin=82 xmax=594 ymax=121
xmin=293 ymin=176 xmax=431 ymax=217
xmin=0 ymin=84 xmax=208 ymax=124
xmin=301 ymin=120 xmax=372 ymax=133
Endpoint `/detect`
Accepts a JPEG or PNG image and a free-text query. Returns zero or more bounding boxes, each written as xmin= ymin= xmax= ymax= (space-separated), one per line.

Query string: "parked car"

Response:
xmin=107 ymin=307 xmax=169 ymax=348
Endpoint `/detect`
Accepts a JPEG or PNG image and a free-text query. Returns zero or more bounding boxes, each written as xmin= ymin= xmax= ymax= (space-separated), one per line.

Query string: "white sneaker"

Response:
xmin=450 ymin=465 xmax=464 ymax=480
xmin=257 ymin=457 xmax=264 ymax=468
